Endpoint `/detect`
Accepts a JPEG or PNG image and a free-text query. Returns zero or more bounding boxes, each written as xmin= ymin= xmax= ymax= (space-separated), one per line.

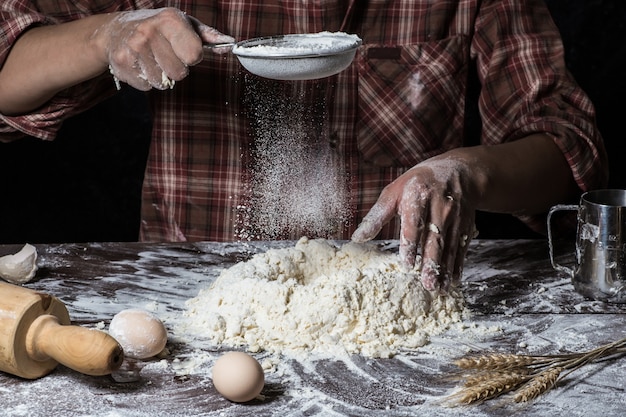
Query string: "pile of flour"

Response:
xmin=182 ymin=237 xmax=467 ymax=358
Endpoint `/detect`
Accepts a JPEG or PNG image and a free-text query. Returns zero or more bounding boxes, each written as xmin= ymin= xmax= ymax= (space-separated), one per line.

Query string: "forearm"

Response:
xmin=441 ymin=133 xmax=579 ymax=215
xmin=0 ymin=13 xmax=116 ymax=116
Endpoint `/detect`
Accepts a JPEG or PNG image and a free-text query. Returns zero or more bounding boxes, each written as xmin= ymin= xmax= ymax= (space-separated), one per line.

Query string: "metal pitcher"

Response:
xmin=547 ymin=189 xmax=626 ymax=303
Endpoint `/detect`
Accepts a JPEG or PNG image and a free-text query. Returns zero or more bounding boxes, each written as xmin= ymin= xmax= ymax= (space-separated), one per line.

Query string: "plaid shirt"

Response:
xmin=0 ymin=0 xmax=608 ymax=242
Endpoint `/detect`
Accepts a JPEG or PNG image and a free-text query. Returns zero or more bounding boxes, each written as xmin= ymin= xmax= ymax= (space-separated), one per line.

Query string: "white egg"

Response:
xmin=108 ymin=309 xmax=167 ymax=359
xmin=212 ymin=351 xmax=265 ymax=402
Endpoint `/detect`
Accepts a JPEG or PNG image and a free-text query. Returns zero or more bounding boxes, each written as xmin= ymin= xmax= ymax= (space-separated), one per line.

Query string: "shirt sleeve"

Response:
xmin=0 ymin=0 xmax=120 ymax=141
xmin=471 ymin=0 xmax=609 ymax=197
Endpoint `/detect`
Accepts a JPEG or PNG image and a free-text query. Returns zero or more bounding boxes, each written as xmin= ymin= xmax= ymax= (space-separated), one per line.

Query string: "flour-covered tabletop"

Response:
xmin=1 ymin=239 xmax=624 ymax=417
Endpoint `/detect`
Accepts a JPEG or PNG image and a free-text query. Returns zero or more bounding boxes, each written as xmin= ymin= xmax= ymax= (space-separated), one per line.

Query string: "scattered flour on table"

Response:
xmin=180 ymin=237 xmax=468 ymax=359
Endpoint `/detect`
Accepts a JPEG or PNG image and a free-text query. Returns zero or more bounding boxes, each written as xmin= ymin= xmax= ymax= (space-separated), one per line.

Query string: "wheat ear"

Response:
xmin=462 ymin=369 xmax=530 ymax=387
xmin=455 ymin=353 xmax=544 ymax=371
xmin=513 ymin=367 xmax=563 ymax=403
xmin=453 ymin=372 xmax=529 ymax=404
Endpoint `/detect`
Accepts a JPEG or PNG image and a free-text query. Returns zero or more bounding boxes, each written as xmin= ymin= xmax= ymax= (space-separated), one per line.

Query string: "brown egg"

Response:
xmin=212 ymin=351 xmax=265 ymax=402
xmin=108 ymin=309 xmax=168 ymax=360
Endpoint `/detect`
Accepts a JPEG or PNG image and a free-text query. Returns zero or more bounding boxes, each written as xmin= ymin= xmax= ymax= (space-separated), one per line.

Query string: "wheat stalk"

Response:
xmin=447 ymin=336 xmax=626 ymax=406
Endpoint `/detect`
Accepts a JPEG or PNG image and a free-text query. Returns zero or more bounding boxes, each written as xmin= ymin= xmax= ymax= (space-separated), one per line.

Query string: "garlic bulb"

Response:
xmin=0 ymin=243 xmax=38 ymax=284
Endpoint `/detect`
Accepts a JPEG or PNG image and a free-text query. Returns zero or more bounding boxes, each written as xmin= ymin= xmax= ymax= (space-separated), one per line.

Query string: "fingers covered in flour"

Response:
xmin=351 ymin=191 xmax=397 ymax=244
xmin=355 ymin=156 xmax=480 ymax=294
xmin=188 ymin=16 xmax=235 ymax=52
xmin=420 ymin=191 xmax=475 ymax=293
xmin=102 ymin=8 xmax=231 ymax=90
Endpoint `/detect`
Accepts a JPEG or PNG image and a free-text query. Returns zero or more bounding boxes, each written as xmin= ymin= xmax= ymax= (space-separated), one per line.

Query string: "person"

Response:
xmin=0 ymin=1 xmax=608 ymax=293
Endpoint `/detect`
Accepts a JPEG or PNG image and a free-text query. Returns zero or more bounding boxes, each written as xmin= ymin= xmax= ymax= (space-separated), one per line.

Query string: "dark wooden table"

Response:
xmin=1 ymin=239 xmax=624 ymax=416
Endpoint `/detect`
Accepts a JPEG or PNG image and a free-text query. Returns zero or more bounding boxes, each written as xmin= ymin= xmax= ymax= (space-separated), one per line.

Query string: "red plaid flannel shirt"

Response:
xmin=0 ymin=0 xmax=608 ymax=242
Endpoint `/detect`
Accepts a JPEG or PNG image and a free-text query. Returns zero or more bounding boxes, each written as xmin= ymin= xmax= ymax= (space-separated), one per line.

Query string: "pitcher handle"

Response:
xmin=547 ymin=204 xmax=579 ymax=277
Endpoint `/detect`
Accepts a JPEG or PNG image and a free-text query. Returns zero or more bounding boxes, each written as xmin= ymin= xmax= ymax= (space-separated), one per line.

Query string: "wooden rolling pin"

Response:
xmin=0 ymin=281 xmax=124 ymax=379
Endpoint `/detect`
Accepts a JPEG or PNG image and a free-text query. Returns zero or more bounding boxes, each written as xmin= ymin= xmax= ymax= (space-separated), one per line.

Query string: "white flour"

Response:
xmin=236 ymin=78 xmax=351 ymax=240
xmin=181 ymin=237 xmax=467 ymax=359
xmin=233 ymin=32 xmax=361 ymax=57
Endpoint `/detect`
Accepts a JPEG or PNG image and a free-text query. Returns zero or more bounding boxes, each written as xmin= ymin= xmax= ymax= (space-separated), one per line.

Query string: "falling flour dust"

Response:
xmin=235 ymin=77 xmax=351 ymax=240
xmin=181 ymin=237 xmax=467 ymax=359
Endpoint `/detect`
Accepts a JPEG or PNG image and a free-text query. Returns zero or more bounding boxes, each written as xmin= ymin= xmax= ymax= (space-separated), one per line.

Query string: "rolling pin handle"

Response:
xmin=25 ymin=314 xmax=124 ymax=376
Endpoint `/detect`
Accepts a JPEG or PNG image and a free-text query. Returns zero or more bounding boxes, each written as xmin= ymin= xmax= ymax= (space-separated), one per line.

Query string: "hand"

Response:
xmin=100 ymin=8 xmax=234 ymax=90
xmin=352 ymin=156 xmax=479 ymax=293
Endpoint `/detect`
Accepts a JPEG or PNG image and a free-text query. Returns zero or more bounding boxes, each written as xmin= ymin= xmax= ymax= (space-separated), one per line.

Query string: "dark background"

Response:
xmin=0 ymin=1 xmax=624 ymax=244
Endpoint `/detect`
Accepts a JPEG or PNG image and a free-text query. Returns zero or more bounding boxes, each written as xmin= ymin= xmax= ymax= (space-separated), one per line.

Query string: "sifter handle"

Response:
xmin=25 ymin=315 xmax=124 ymax=376
xmin=203 ymin=42 xmax=236 ymax=49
